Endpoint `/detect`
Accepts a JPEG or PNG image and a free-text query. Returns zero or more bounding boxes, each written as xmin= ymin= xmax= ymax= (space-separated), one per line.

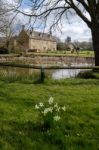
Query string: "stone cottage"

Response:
xmin=15 ymin=26 xmax=57 ymax=52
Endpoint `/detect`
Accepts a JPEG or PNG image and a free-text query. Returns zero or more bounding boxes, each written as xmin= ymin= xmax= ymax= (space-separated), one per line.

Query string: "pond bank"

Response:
xmin=0 ymin=54 xmax=94 ymax=65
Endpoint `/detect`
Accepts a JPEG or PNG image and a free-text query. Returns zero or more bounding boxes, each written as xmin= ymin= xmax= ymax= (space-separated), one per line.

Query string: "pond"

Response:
xmin=0 ymin=63 xmax=93 ymax=80
xmin=52 ymin=63 xmax=93 ymax=79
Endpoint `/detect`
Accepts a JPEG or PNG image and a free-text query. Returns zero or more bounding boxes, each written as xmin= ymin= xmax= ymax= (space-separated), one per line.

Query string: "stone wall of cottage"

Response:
xmin=29 ymin=39 xmax=56 ymax=52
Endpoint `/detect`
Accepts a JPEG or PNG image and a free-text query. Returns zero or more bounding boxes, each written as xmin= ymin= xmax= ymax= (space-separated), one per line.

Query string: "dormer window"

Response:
xmin=30 ymin=31 xmax=32 ymax=35
xmin=38 ymin=33 xmax=42 ymax=37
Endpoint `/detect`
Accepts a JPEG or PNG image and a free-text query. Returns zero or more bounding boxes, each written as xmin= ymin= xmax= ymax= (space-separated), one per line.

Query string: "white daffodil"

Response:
xmin=48 ymin=107 xmax=53 ymax=113
xmin=43 ymin=108 xmax=49 ymax=115
xmin=48 ymin=97 xmax=54 ymax=105
xmin=62 ymin=106 xmax=66 ymax=111
xmin=53 ymin=115 xmax=61 ymax=121
xmin=43 ymin=107 xmax=53 ymax=115
xmin=56 ymin=107 xmax=60 ymax=112
xmin=39 ymin=102 xmax=44 ymax=107
xmin=35 ymin=104 xmax=39 ymax=109
xmin=54 ymin=103 xmax=58 ymax=108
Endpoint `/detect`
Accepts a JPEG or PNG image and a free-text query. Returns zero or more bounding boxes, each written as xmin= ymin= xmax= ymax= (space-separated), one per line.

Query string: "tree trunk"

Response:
xmin=6 ymin=40 xmax=9 ymax=49
xmin=91 ymin=25 xmax=99 ymax=66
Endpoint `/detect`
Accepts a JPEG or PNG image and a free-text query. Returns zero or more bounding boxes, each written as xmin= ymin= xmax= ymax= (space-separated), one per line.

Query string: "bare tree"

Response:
xmin=0 ymin=20 xmax=17 ymax=50
xmin=0 ymin=11 xmax=17 ymax=49
xmin=0 ymin=0 xmax=22 ymax=30
xmin=9 ymin=1 xmax=99 ymax=65
xmin=0 ymin=0 xmax=21 ymax=50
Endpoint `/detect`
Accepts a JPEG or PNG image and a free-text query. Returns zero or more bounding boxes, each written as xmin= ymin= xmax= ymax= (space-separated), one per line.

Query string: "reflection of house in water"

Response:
xmin=14 ymin=26 xmax=57 ymax=52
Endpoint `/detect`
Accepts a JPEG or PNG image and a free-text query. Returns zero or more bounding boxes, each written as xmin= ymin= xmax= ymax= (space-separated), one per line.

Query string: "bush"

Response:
xmin=0 ymin=47 xmax=9 ymax=54
xmin=57 ymin=42 xmax=67 ymax=51
xmin=77 ymin=70 xmax=96 ymax=79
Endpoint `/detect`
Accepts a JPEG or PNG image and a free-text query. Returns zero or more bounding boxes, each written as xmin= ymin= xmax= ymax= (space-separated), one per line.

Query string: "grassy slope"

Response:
xmin=0 ymin=79 xmax=99 ymax=150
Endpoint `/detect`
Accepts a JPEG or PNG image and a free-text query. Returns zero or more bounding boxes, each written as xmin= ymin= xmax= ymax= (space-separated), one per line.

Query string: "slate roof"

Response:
xmin=26 ymin=30 xmax=56 ymax=42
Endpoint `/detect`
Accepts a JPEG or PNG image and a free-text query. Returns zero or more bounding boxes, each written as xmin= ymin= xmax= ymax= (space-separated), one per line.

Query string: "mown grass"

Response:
xmin=31 ymin=50 xmax=94 ymax=57
xmin=0 ymin=50 xmax=94 ymax=58
xmin=0 ymin=76 xmax=99 ymax=150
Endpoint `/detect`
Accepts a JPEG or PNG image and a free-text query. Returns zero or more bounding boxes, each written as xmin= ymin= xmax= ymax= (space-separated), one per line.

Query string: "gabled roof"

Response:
xmin=26 ymin=29 xmax=56 ymax=42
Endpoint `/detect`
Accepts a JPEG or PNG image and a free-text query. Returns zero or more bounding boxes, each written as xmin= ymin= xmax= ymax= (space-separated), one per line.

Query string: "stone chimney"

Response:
xmin=31 ymin=27 xmax=34 ymax=33
xmin=39 ymin=33 xmax=42 ymax=38
xmin=49 ymin=30 xmax=52 ymax=39
xmin=30 ymin=27 xmax=34 ymax=36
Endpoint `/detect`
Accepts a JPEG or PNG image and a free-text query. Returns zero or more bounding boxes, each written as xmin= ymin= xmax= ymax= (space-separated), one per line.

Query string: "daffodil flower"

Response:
xmin=53 ymin=115 xmax=61 ymax=121
xmin=35 ymin=104 xmax=39 ymax=109
xmin=48 ymin=97 xmax=54 ymax=105
xmin=62 ymin=106 xmax=66 ymax=111
xmin=39 ymin=102 xmax=44 ymax=107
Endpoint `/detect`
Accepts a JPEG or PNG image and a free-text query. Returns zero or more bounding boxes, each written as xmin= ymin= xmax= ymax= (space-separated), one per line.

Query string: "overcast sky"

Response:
xmin=54 ymin=18 xmax=91 ymax=42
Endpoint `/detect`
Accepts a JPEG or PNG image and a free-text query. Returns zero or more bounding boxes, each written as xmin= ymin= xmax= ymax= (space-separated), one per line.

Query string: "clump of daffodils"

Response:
xmin=35 ymin=97 xmax=66 ymax=129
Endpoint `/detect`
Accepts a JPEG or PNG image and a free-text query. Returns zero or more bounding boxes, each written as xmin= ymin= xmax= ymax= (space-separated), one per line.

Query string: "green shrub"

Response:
xmin=77 ymin=71 xmax=96 ymax=79
xmin=0 ymin=47 xmax=9 ymax=54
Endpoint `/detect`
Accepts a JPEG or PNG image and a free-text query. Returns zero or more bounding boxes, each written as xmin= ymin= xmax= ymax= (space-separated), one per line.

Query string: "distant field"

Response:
xmin=0 ymin=77 xmax=99 ymax=150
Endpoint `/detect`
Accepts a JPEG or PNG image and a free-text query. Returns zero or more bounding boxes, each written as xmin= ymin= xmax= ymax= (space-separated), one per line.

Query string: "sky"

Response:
xmin=55 ymin=17 xmax=91 ymax=42
xmin=4 ymin=0 xmax=92 ymax=42
xmin=16 ymin=11 xmax=91 ymax=42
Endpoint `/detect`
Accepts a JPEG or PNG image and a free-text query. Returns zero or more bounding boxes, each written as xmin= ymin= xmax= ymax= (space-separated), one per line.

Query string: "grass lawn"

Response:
xmin=0 ymin=50 xmax=94 ymax=58
xmin=0 ymin=78 xmax=99 ymax=150
xmin=31 ymin=50 xmax=94 ymax=57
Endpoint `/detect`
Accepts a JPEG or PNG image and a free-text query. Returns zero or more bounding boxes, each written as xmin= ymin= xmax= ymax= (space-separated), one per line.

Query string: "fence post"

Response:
xmin=40 ymin=66 xmax=45 ymax=82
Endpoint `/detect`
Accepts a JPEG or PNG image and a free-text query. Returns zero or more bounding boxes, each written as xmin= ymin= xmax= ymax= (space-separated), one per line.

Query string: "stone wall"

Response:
xmin=29 ymin=39 xmax=56 ymax=52
xmin=0 ymin=55 xmax=95 ymax=65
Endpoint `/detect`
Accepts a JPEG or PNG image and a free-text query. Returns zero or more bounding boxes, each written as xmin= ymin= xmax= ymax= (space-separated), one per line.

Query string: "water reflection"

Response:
xmin=52 ymin=63 xmax=93 ymax=79
xmin=0 ymin=67 xmax=40 ymax=77
xmin=52 ymin=69 xmax=80 ymax=79
xmin=0 ymin=63 xmax=93 ymax=80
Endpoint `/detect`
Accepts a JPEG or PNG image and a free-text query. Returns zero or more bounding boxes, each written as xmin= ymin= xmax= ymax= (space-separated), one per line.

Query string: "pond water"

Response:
xmin=52 ymin=63 xmax=93 ymax=79
xmin=0 ymin=63 xmax=93 ymax=80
